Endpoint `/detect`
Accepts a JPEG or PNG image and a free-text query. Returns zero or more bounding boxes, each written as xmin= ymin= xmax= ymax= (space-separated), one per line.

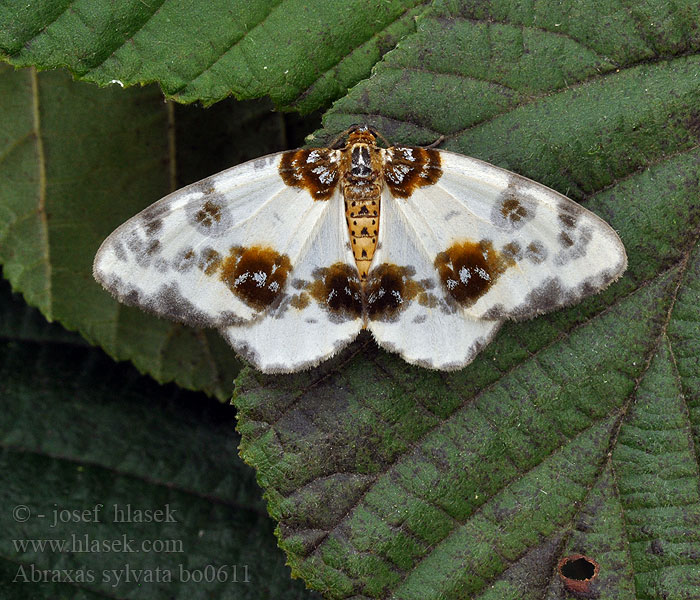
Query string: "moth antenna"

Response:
xmin=329 ymin=125 xmax=361 ymax=149
xmin=372 ymin=129 xmax=392 ymax=148
xmin=329 ymin=128 xmax=352 ymax=149
xmin=423 ymin=135 xmax=445 ymax=149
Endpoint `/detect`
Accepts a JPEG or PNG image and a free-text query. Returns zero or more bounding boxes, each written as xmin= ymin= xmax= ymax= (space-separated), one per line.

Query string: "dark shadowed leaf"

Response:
xmin=0 ymin=276 xmax=320 ymax=599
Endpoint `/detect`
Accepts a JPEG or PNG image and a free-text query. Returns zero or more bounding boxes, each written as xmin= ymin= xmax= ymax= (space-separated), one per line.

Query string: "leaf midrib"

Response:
xmin=29 ymin=67 xmax=50 ymax=319
xmin=607 ymin=237 xmax=700 ymax=598
xmin=289 ymin=2 xmax=429 ymax=110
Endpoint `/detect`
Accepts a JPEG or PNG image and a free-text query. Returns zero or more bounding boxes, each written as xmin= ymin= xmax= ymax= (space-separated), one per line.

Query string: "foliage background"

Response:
xmin=1 ymin=1 xmax=699 ymax=599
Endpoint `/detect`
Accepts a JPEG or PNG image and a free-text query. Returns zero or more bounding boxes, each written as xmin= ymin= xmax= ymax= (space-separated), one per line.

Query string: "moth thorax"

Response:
xmin=351 ymin=146 xmax=373 ymax=177
xmin=346 ymin=129 xmax=377 ymax=145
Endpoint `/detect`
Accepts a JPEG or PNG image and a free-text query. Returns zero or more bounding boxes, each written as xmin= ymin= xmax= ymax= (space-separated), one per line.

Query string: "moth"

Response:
xmin=93 ymin=125 xmax=627 ymax=373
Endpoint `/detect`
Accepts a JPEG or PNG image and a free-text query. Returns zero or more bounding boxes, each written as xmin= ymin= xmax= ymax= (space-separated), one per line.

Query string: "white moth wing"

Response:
xmin=93 ymin=152 xmax=332 ymax=327
xmin=390 ymin=149 xmax=627 ymax=321
xmin=222 ymin=188 xmax=364 ymax=373
xmin=365 ymin=188 xmax=503 ymax=370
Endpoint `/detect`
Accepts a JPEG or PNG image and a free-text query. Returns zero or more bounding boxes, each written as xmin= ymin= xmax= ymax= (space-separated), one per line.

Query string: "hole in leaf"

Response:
xmin=561 ymin=556 xmax=596 ymax=580
xmin=558 ymin=554 xmax=599 ymax=595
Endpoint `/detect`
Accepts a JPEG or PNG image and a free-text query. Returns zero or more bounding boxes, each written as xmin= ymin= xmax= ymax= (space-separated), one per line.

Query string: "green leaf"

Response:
xmin=0 ymin=63 xmax=319 ymax=398
xmin=2 ymin=1 xmax=700 ymax=598
xmin=0 ymin=0 xmax=429 ymax=112
xmin=0 ymin=277 xmax=319 ymax=599
xmin=233 ymin=2 xmax=700 ymax=598
xmin=0 ymin=63 xmax=232 ymax=398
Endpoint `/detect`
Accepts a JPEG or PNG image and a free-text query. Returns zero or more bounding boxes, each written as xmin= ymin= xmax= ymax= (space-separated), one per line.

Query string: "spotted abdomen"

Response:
xmin=345 ymin=190 xmax=380 ymax=280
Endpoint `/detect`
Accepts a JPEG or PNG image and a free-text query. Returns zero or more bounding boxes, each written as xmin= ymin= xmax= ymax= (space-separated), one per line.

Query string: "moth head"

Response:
xmin=346 ymin=124 xmax=379 ymax=146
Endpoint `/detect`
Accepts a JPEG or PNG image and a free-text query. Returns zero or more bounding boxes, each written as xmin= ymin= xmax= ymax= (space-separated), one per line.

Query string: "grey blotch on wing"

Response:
xmin=226 ymin=338 xmax=261 ymax=368
xmin=184 ymin=189 xmax=234 ymax=238
xmin=482 ymin=265 xmax=623 ymax=321
xmin=154 ymin=257 xmax=169 ymax=273
xmin=554 ymin=225 xmax=593 ymax=266
xmin=525 ymin=240 xmax=548 ymax=264
xmin=480 ymin=277 xmax=569 ymax=320
xmin=270 ymin=295 xmax=292 ymax=319
xmin=501 ymin=239 xmax=548 ymax=266
xmin=140 ymin=202 xmax=170 ymax=238
xmin=172 ymin=247 xmax=196 ymax=273
xmin=253 ymin=155 xmax=277 ymax=171
xmin=490 ymin=178 xmax=538 ymax=231
xmin=100 ymin=273 xmax=243 ymax=328
xmin=113 ymin=241 xmax=128 ymax=262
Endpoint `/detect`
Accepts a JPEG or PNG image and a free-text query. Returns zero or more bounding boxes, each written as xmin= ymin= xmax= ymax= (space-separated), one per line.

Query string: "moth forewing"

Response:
xmin=426 ymin=151 xmax=628 ymax=320
xmin=92 ymin=152 xmax=304 ymax=328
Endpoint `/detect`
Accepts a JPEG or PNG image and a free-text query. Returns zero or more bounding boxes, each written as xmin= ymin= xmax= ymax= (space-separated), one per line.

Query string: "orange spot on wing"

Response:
xmin=384 ymin=146 xmax=442 ymax=198
xmin=279 ymin=149 xmax=339 ymax=200
xmin=218 ymin=246 xmax=291 ymax=311
xmin=308 ymin=263 xmax=363 ymax=321
xmin=435 ymin=240 xmax=514 ymax=307
xmin=289 ymin=292 xmax=311 ymax=310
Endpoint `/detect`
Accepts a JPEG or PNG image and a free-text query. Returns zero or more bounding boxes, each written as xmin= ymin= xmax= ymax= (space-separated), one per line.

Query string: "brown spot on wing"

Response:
xmin=290 ymin=292 xmax=311 ymax=310
xmin=173 ymin=248 xmax=196 ymax=273
xmin=195 ymin=200 xmax=222 ymax=227
xmin=308 ymin=263 xmax=363 ymax=321
xmin=435 ymin=240 xmax=514 ymax=307
xmin=558 ymin=203 xmax=580 ymax=229
xmin=491 ymin=182 xmax=536 ymax=230
xmin=279 ymin=148 xmax=340 ymax=200
xmin=145 ymin=239 xmax=160 ymax=255
xmin=559 ymin=231 xmax=574 ymax=247
xmin=525 ymin=241 xmax=547 ymax=264
xmin=199 ymin=248 xmax=222 ymax=275
xmin=503 ymin=241 xmax=522 ymax=261
xmin=559 ymin=211 xmax=576 ymax=229
xmin=501 ymin=197 xmax=528 ymax=222
xmin=384 ymin=146 xmax=442 ymax=198
xmin=144 ymin=219 xmax=163 ymax=236
xmin=366 ymin=263 xmax=424 ymax=321
xmin=219 ymin=246 xmax=291 ymax=311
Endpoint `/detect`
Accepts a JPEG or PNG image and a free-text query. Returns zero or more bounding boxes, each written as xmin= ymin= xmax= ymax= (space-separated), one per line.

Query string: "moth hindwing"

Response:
xmin=94 ymin=126 xmax=626 ymax=373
